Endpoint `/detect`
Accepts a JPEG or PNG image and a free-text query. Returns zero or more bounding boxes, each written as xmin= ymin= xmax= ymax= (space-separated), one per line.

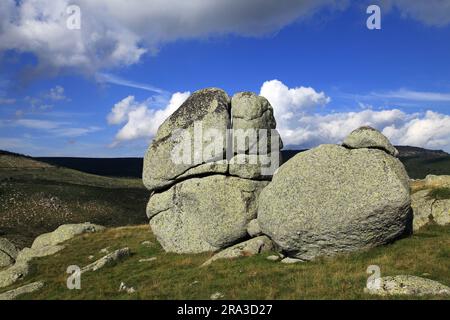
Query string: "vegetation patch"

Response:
xmin=1 ymin=224 xmax=448 ymax=300
xmin=427 ymin=188 xmax=450 ymax=200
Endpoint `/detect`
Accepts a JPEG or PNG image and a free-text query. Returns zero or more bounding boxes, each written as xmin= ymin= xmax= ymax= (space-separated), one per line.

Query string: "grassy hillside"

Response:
xmin=0 ymin=154 xmax=148 ymax=248
xmin=400 ymin=156 xmax=450 ymax=179
xmin=4 ymin=223 xmax=449 ymax=300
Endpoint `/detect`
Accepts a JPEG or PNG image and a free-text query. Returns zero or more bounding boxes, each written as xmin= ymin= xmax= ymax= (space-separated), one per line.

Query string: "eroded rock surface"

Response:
xmin=258 ymin=142 xmax=412 ymax=261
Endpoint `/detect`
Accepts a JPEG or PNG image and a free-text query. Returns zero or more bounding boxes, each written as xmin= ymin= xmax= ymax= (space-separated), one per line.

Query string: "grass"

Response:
xmin=427 ymin=188 xmax=450 ymax=201
xmin=3 ymin=224 xmax=448 ymax=300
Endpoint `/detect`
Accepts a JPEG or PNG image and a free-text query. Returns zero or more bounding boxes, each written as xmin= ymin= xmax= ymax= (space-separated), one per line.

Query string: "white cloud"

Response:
xmin=260 ymin=80 xmax=450 ymax=152
xmin=371 ymin=88 xmax=450 ymax=102
xmin=1 ymin=1 xmax=449 ymax=76
xmin=46 ymin=85 xmax=69 ymax=101
xmin=16 ymin=119 xmax=62 ymax=130
xmin=0 ymin=98 xmax=16 ymax=105
xmin=0 ymin=0 xmax=346 ymax=74
xmin=96 ymin=73 xmax=166 ymax=94
xmin=382 ymin=0 xmax=450 ymax=27
xmin=9 ymin=118 xmax=101 ymax=137
xmin=107 ymin=96 xmax=136 ymax=125
xmin=383 ymin=111 xmax=450 ymax=149
xmin=108 ymin=91 xmax=190 ymax=146
xmin=260 ymin=80 xmax=331 ymax=126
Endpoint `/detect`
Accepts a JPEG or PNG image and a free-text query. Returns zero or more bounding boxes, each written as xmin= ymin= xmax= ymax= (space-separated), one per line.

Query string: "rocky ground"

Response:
xmin=0 ymin=223 xmax=448 ymax=300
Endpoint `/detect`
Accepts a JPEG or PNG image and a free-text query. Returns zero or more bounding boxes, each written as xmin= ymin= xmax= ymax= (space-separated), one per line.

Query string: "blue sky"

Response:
xmin=1 ymin=0 xmax=450 ymax=156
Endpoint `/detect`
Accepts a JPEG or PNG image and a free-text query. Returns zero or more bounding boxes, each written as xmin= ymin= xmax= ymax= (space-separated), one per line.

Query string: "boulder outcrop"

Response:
xmin=143 ymin=88 xmax=282 ymax=253
xmin=258 ymin=129 xmax=412 ymax=260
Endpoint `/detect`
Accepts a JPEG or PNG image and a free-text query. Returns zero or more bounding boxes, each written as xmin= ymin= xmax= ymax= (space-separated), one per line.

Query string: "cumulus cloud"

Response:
xmin=383 ymin=111 xmax=450 ymax=149
xmin=0 ymin=0 xmax=346 ymax=74
xmin=108 ymin=91 xmax=190 ymax=146
xmin=260 ymin=79 xmax=331 ymax=124
xmin=260 ymin=80 xmax=450 ymax=152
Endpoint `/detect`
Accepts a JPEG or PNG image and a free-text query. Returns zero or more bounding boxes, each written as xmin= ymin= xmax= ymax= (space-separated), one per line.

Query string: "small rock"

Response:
xmin=141 ymin=241 xmax=152 ymax=246
xmin=32 ymin=223 xmax=105 ymax=249
xmin=189 ymin=281 xmax=199 ymax=286
xmin=99 ymin=247 xmax=110 ymax=254
xmin=246 ymin=219 xmax=262 ymax=237
xmin=138 ymin=257 xmax=157 ymax=263
xmin=0 ymin=262 xmax=34 ymax=289
xmin=364 ymin=275 xmax=450 ymax=296
xmin=0 ymin=281 xmax=44 ymax=300
xmin=118 ymin=282 xmax=136 ymax=294
xmin=281 ymin=257 xmax=304 ymax=264
xmin=0 ymin=238 xmax=19 ymax=268
xmin=201 ymin=236 xmax=273 ymax=267
xmin=266 ymin=255 xmax=280 ymax=261
xmin=342 ymin=126 xmax=399 ymax=157
xmin=88 ymin=255 xmax=94 ymax=260
xmin=16 ymin=245 xmax=66 ymax=264
xmin=210 ymin=292 xmax=224 ymax=300
xmin=81 ymin=248 xmax=131 ymax=274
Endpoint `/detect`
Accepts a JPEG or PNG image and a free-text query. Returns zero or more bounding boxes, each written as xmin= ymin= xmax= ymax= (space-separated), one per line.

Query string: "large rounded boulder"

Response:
xmin=148 ymin=175 xmax=268 ymax=253
xmin=258 ymin=140 xmax=412 ymax=260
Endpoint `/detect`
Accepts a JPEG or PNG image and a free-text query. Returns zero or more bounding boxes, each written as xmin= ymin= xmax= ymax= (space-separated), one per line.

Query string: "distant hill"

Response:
xmin=3 ymin=145 xmax=450 ymax=180
xmin=0 ymin=150 xmax=52 ymax=169
xmin=0 ymin=150 xmax=147 ymax=248
xmin=396 ymin=146 xmax=450 ymax=179
xmin=36 ymin=157 xmax=143 ymax=178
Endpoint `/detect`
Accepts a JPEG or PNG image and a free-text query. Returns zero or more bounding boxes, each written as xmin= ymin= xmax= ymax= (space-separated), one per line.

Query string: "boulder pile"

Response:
xmin=143 ymin=88 xmax=282 ymax=253
xmin=143 ymin=88 xmax=413 ymax=261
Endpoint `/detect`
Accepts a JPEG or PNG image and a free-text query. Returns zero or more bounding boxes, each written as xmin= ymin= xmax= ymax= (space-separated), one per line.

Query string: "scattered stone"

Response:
xmin=0 ymin=261 xmax=35 ymax=289
xmin=423 ymin=175 xmax=450 ymax=189
xmin=32 ymin=223 xmax=105 ymax=249
xmin=88 ymin=255 xmax=95 ymax=260
xmin=16 ymin=245 xmax=65 ymax=265
xmin=281 ymin=257 xmax=304 ymax=264
xmin=99 ymin=247 xmax=109 ymax=254
xmin=189 ymin=281 xmax=199 ymax=286
xmin=81 ymin=248 xmax=131 ymax=273
xmin=118 ymin=282 xmax=136 ymax=294
xmin=0 ymin=238 xmax=19 ymax=268
xmin=0 ymin=281 xmax=44 ymax=300
xmin=343 ymin=126 xmax=399 ymax=157
xmin=138 ymin=257 xmax=157 ymax=263
xmin=411 ymin=189 xmax=450 ymax=230
xmin=141 ymin=241 xmax=152 ymax=246
xmin=246 ymin=219 xmax=262 ymax=237
xmin=148 ymin=175 xmax=268 ymax=253
xmin=364 ymin=275 xmax=450 ymax=296
xmin=266 ymin=255 xmax=280 ymax=261
xmin=201 ymin=236 xmax=273 ymax=266
xmin=259 ymin=140 xmax=412 ymax=261
xmin=1 ymin=223 xmax=105 ymax=289
xmin=210 ymin=292 xmax=224 ymax=300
